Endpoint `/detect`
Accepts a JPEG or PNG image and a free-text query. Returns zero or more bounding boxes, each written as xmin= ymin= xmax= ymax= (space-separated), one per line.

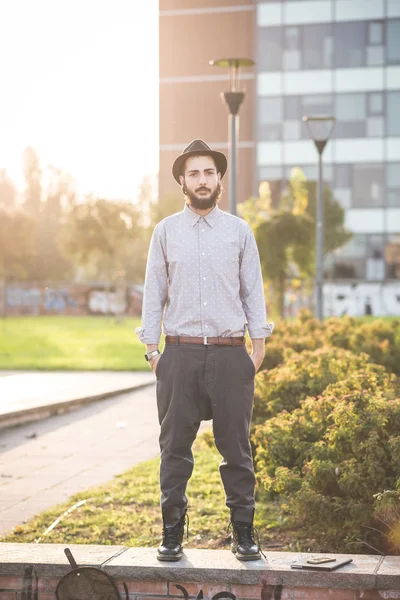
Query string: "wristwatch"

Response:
xmin=145 ymin=349 xmax=161 ymax=362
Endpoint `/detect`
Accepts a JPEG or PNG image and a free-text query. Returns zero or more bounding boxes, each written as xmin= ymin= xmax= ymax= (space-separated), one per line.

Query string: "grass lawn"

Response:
xmin=0 ymin=435 xmax=288 ymax=549
xmin=0 ymin=316 xmax=152 ymax=371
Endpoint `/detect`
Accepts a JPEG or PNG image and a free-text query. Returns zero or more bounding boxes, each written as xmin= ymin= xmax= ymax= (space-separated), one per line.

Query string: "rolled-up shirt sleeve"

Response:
xmin=239 ymin=223 xmax=274 ymax=339
xmin=135 ymin=223 xmax=168 ymax=345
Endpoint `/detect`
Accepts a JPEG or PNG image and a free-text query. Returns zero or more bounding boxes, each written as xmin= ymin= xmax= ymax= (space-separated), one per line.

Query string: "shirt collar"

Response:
xmin=183 ymin=202 xmax=220 ymax=228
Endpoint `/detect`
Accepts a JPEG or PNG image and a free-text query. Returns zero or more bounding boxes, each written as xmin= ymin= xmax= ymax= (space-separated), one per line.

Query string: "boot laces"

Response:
xmin=227 ymin=520 xmax=266 ymax=559
xmin=163 ymin=512 xmax=189 ymax=544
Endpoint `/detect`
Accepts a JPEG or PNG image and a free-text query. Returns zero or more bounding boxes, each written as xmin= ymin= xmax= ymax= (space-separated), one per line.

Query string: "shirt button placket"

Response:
xmin=198 ymin=221 xmax=206 ymax=334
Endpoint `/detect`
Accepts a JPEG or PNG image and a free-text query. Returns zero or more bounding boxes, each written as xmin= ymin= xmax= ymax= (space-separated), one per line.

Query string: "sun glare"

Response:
xmin=0 ymin=0 xmax=159 ymax=201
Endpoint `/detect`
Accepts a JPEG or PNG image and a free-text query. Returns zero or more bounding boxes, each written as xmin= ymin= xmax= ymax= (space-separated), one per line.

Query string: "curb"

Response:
xmin=0 ymin=381 xmax=155 ymax=430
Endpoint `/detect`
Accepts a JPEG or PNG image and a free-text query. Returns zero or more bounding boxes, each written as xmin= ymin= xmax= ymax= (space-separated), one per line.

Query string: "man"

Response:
xmin=135 ymin=140 xmax=274 ymax=562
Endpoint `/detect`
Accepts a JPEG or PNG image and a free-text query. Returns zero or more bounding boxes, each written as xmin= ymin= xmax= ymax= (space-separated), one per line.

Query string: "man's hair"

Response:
xmin=181 ymin=153 xmax=219 ymax=177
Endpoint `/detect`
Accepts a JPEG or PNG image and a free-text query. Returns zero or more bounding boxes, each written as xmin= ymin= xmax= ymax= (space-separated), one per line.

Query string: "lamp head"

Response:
xmin=209 ymin=57 xmax=255 ymax=92
xmin=302 ymin=115 xmax=336 ymax=154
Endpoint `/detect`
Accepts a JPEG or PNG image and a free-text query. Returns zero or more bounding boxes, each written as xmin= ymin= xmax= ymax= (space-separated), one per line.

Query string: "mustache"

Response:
xmin=196 ymin=187 xmax=211 ymax=193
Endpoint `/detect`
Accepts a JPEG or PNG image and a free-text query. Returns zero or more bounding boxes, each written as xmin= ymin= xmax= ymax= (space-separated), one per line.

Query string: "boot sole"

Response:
xmin=157 ymin=554 xmax=183 ymax=562
xmin=232 ymin=549 xmax=262 ymax=561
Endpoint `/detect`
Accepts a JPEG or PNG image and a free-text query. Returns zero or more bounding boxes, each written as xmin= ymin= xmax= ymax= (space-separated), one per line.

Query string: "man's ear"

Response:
xmin=217 ymin=172 xmax=222 ymax=182
xmin=179 ymin=175 xmax=184 ymax=187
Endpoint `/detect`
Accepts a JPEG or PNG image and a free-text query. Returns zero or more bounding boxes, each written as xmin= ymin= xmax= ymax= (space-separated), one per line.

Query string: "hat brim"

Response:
xmin=172 ymin=149 xmax=227 ymax=184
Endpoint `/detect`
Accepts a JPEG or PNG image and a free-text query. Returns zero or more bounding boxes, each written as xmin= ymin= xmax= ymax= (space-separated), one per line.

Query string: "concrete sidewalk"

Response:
xmin=0 ymin=371 xmax=155 ymax=428
xmin=0 ymin=385 xmax=161 ymax=536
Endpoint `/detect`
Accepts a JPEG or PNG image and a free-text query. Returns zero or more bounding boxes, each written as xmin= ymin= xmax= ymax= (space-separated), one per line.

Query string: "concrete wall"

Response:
xmin=0 ymin=283 xmax=143 ymax=317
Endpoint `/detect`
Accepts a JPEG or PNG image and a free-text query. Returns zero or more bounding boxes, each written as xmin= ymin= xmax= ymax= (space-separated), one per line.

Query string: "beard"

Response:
xmin=182 ymin=182 xmax=222 ymax=210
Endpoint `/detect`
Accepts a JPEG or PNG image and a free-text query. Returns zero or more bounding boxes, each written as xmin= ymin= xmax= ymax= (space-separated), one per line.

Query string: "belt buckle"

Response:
xmin=203 ymin=336 xmax=211 ymax=345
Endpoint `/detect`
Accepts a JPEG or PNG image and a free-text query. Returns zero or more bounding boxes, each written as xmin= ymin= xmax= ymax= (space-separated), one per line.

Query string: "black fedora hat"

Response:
xmin=172 ymin=139 xmax=227 ymax=184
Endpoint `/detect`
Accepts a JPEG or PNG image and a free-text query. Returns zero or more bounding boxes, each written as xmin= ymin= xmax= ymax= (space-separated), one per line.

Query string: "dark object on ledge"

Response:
xmin=56 ymin=547 xmax=128 ymax=600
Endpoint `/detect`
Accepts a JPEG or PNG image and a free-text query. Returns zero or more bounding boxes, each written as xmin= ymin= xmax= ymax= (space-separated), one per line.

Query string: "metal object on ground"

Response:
xmin=56 ymin=548 xmax=128 ymax=600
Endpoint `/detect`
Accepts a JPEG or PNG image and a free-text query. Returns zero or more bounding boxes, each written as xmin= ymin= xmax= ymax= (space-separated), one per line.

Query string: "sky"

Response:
xmin=0 ymin=0 xmax=159 ymax=201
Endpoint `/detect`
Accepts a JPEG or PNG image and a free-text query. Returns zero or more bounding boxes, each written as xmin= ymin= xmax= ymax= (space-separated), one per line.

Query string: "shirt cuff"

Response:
xmin=134 ymin=326 xmax=161 ymax=345
xmin=248 ymin=322 xmax=274 ymax=339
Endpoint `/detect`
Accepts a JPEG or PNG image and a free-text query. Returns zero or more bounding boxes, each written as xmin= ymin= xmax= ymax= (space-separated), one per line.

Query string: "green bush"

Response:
xmin=254 ymin=347 xmax=374 ymax=423
xmin=263 ymin=311 xmax=400 ymax=375
xmin=253 ymin=366 xmax=400 ymax=552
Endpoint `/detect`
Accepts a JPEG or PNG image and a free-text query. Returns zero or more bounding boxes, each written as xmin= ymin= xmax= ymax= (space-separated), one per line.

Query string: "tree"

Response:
xmin=0 ymin=170 xmax=17 ymax=207
xmin=0 ymin=206 xmax=36 ymax=317
xmin=31 ymin=166 xmax=76 ymax=281
xmin=239 ymin=168 xmax=352 ymax=318
xmin=59 ymin=197 xmax=141 ymax=302
xmin=23 ymin=146 xmax=42 ymax=215
xmin=149 ymin=193 xmax=183 ymax=229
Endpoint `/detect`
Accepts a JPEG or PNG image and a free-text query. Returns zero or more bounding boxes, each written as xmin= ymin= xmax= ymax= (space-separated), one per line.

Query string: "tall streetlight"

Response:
xmin=302 ymin=115 xmax=336 ymax=321
xmin=209 ymin=58 xmax=255 ymax=216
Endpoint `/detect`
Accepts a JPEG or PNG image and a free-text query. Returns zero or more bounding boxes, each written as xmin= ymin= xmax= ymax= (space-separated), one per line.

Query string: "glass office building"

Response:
xmin=255 ymin=0 xmax=400 ymax=314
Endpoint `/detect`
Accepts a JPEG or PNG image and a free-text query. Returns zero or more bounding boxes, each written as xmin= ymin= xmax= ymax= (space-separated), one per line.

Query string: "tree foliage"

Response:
xmin=239 ymin=168 xmax=352 ymax=317
xmin=59 ymin=197 xmax=140 ymax=284
xmin=0 ymin=169 xmax=17 ymax=208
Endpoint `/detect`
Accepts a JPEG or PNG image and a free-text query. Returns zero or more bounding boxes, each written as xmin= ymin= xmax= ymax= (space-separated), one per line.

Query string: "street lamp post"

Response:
xmin=302 ymin=115 xmax=336 ymax=321
xmin=209 ymin=58 xmax=255 ymax=216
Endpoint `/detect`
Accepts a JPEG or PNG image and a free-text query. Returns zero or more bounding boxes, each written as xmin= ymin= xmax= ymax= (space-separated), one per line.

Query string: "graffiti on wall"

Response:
xmin=0 ymin=283 xmax=142 ymax=316
xmin=324 ymin=282 xmax=400 ymax=317
xmin=88 ymin=289 xmax=127 ymax=315
xmin=6 ymin=287 xmax=78 ymax=315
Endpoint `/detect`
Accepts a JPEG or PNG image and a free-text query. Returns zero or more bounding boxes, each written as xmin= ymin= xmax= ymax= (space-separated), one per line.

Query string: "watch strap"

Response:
xmin=145 ymin=349 xmax=161 ymax=361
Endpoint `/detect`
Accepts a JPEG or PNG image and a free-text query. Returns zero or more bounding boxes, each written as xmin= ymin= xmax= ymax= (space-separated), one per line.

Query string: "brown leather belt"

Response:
xmin=165 ymin=335 xmax=245 ymax=346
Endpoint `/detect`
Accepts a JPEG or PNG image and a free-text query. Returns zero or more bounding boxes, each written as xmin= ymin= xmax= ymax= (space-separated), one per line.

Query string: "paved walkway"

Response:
xmin=0 ymin=371 xmax=155 ymax=427
xmin=0 ymin=385 xmax=163 ymax=537
xmin=0 ymin=375 xmax=211 ymax=538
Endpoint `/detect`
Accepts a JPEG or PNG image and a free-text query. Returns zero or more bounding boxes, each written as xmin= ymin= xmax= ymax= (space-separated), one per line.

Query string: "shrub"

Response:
xmin=253 ymin=366 xmax=400 ymax=552
xmin=254 ymin=347 xmax=374 ymax=423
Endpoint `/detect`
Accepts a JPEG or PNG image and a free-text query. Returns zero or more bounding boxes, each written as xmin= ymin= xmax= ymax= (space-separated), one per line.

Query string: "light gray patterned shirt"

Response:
xmin=135 ymin=203 xmax=274 ymax=345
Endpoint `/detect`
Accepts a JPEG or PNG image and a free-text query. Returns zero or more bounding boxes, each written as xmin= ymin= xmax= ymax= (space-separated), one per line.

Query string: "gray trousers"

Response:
xmin=155 ymin=342 xmax=256 ymax=523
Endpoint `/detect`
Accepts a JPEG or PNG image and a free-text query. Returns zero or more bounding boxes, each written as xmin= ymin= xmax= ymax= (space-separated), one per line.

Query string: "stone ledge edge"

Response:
xmin=0 ymin=546 xmax=399 ymax=590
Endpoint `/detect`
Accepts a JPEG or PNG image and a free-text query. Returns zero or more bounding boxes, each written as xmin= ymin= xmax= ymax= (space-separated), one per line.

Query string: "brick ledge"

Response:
xmin=0 ymin=544 xmax=399 ymax=592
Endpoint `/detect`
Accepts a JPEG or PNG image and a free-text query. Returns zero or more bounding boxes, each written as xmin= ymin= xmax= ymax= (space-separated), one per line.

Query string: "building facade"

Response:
xmin=159 ymin=0 xmax=257 ymax=210
xmin=159 ymin=0 xmax=400 ymax=316
xmin=255 ymin=0 xmax=400 ymax=315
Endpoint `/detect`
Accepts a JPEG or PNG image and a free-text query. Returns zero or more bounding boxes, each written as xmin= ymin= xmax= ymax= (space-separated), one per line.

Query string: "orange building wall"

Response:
xmin=159 ymin=1 xmax=256 ymax=210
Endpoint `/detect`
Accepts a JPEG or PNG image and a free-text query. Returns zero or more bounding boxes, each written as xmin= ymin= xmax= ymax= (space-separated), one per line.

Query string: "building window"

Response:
xmin=258 ymin=27 xmax=282 ymax=71
xmin=284 ymin=26 xmax=301 ymax=70
xmin=368 ymin=92 xmax=384 ymax=115
xmin=334 ymin=21 xmax=366 ymax=68
xmin=334 ymin=164 xmax=352 ymax=209
xmin=387 ymin=92 xmax=400 ymax=136
xmin=302 ymin=23 xmax=333 ymax=69
xmin=353 ymin=164 xmax=384 ymax=208
xmin=258 ymin=97 xmax=282 ymax=140
xmin=284 ymin=96 xmax=301 ymax=120
xmin=335 ymin=94 xmax=366 ymax=138
xmin=387 ymin=19 xmax=400 ymax=65
xmin=366 ymin=21 xmax=385 ymax=66
xmin=301 ymin=94 xmax=333 ymax=138
xmin=284 ymin=164 xmax=333 ymax=184
xmin=334 ymin=234 xmax=366 ymax=279
xmin=386 ymin=234 xmax=400 ymax=280
xmin=283 ymin=120 xmax=301 ymax=140
xmin=387 ymin=163 xmax=400 ymax=208
xmin=366 ymin=234 xmax=385 ymax=281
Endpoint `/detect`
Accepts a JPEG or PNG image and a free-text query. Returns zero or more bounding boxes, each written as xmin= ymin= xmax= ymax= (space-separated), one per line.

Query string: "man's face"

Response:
xmin=179 ymin=155 xmax=221 ymax=210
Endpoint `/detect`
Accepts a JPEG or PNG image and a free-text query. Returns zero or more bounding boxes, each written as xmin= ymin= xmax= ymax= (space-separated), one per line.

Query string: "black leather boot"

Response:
xmin=229 ymin=509 xmax=262 ymax=561
xmin=157 ymin=509 xmax=187 ymax=562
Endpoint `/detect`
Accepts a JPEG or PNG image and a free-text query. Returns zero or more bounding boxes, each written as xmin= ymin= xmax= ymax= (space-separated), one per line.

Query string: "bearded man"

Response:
xmin=135 ymin=140 xmax=274 ymax=562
